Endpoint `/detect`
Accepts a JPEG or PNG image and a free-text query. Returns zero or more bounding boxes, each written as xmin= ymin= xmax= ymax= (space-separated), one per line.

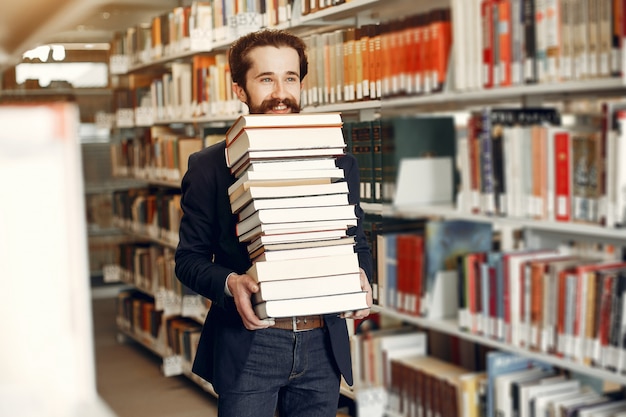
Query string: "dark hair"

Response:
xmin=228 ymin=29 xmax=308 ymax=89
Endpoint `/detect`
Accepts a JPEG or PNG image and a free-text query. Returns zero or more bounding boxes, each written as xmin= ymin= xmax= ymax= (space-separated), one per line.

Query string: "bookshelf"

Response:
xmin=101 ymin=0 xmax=626 ymax=415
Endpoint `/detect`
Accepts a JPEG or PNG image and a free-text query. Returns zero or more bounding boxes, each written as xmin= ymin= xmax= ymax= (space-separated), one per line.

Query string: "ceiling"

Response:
xmin=0 ymin=0 xmax=180 ymax=69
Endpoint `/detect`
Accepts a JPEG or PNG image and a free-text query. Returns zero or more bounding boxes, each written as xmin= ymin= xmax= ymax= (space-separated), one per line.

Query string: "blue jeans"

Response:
xmin=217 ymin=327 xmax=341 ymax=417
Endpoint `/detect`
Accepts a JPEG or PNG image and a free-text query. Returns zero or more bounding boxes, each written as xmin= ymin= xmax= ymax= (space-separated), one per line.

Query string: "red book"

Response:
xmin=464 ymin=251 xmax=486 ymax=334
xmin=396 ymin=233 xmax=424 ymax=315
xmin=498 ymin=0 xmax=512 ymax=86
xmin=431 ymin=8 xmax=453 ymax=92
xmin=481 ymin=0 xmax=495 ymax=88
xmin=553 ymin=130 xmax=572 ymax=222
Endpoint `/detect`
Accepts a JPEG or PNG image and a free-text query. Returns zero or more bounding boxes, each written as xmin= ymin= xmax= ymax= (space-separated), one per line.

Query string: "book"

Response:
xmin=225 ymin=126 xmax=347 ymax=167
xmin=231 ymin=157 xmax=338 ymax=178
xmin=254 ymin=291 xmax=369 ymax=319
xmin=249 ymin=241 xmax=355 ymax=262
xmin=486 ymin=350 xmax=551 ymax=417
xmin=227 ymin=167 xmax=345 ymax=198
xmin=228 ymin=147 xmax=346 ymax=176
xmin=246 ymin=253 xmax=360 ymax=282
xmin=230 ymin=181 xmax=349 ymax=211
xmin=225 ymin=112 xmax=343 ymax=145
xmin=494 ymin=367 xmax=552 ymax=417
xmin=252 ymin=272 xmax=362 ymax=302
xmin=235 ymin=204 xmax=357 ymax=237
xmin=237 ymin=192 xmax=349 ymax=219
xmin=237 ymin=219 xmax=355 ymax=243
xmin=246 ymin=231 xmax=352 ymax=252
xmin=229 ymin=177 xmax=336 ymax=204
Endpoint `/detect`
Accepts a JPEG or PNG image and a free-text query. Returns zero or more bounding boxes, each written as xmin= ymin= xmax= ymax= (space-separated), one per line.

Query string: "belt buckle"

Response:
xmin=292 ymin=316 xmax=307 ymax=332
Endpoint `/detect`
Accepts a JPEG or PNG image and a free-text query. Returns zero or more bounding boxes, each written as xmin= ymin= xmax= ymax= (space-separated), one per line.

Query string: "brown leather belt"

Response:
xmin=270 ymin=315 xmax=324 ymax=332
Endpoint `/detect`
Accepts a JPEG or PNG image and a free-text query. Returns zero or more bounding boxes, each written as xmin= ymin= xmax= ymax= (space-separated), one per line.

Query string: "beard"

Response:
xmin=248 ymin=97 xmax=301 ymax=114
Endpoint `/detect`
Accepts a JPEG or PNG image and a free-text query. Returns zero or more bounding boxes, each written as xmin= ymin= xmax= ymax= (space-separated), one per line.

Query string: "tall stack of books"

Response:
xmin=225 ymin=112 xmax=369 ymax=319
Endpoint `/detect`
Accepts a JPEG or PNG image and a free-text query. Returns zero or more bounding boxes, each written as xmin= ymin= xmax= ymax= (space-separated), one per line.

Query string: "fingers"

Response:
xmin=230 ymin=273 xmax=274 ymax=330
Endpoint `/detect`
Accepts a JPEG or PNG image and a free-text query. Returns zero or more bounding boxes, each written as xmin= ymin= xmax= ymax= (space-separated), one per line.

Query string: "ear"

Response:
xmin=232 ymin=83 xmax=246 ymax=103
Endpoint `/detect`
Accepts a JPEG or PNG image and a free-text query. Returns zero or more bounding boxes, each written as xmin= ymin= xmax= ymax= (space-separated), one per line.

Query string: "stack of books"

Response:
xmin=225 ymin=112 xmax=369 ymax=319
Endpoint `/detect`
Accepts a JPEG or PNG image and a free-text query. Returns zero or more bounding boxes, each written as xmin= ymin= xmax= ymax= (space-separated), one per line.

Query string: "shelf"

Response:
xmin=372 ymin=306 xmax=626 ymax=386
xmin=383 ymin=203 xmax=626 ymax=243
xmin=382 ymin=78 xmax=626 ymax=111
xmin=84 ymin=179 xmax=149 ymax=194
xmin=0 ymin=87 xmax=111 ymax=97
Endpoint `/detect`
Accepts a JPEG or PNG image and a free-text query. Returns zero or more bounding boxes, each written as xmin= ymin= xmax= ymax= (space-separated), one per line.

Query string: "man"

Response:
xmin=175 ymin=29 xmax=373 ymax=417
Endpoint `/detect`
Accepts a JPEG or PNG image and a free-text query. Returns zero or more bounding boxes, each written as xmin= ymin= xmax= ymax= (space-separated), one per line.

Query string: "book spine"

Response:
xmin=554 ymin=130 xmax=572 ymax=222
xmin=523 ymin=0 xmax=538 ymax=83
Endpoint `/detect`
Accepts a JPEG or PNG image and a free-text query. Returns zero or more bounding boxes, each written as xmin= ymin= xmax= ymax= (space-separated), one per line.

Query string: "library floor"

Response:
xmin=91 ymin=291 xmax=219 ymax=417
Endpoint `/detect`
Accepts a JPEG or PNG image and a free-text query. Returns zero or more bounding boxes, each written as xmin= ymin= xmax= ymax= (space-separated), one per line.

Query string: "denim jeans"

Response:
xmin=217 ymin=327 xmax=341 ymax=417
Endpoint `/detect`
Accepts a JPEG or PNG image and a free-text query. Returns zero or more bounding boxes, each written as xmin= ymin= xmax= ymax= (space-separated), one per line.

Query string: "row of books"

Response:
xmin=456 ymin=103 xmax=626 ymax=228
xmin=452 ymin=0 xmax=623 ymax=93
xmin=111 ymin=188 xmax=182 ymax=245
xmin=109 ymin=0 xmax=361 ymax=73
xmin=374 ymin=219 xmax=495 ymax=318
xmin=458 ymin=246 xmax=626 ymax=371
xmin=112 ymin=52 xmax=243 ymax=124
xmin=223 ymin=112 xmax=368 ymax=319
xmin=110 ymin=243 xmax=209 ymax=321
xmin=117 ymin=290 xmax=167 ymax=355
xmin=110 ymin=126 xmax=203 ymax=182
xmin=116 ymin=290 xmax=206 ymax=376
xmin=109 ymin=0 xmax=289 ymax=70
xmin=111 ymin=10 xmax=455 ymax=123
xmin=301 ymin=8 xmax=453 ymax=107
xmin=110 ymin=128 xmax=225 ymax=185
xmin=344 ymin=115 xmax=458 ymax=205
xmin=349 ymin=325 xmax=624 ymax=417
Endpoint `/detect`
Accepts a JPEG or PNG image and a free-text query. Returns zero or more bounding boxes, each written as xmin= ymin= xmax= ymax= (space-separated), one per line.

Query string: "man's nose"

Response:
xmin=271 ymin=81 xmax=287 ymax=99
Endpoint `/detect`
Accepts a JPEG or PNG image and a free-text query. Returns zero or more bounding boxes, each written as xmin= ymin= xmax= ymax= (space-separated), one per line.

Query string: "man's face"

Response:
xmin=233 ymin=46 xmax=303 ymax=114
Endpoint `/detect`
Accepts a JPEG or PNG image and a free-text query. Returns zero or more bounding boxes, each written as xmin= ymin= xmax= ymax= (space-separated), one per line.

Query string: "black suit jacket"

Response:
xmin=174 ymin=140 xmax=373 ymax=394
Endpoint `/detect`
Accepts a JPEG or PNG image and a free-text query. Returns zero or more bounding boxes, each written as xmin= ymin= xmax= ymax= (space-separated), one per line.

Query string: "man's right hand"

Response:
xmin=227 ymin=273 xmax=275 ymax=330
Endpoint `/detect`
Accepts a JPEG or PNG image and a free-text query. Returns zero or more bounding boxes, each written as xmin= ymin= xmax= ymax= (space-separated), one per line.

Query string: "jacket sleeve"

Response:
xmin=174 ymin=148 xmax=249 ymax=308
xmin=338 ymin=153 xmax=374 ymax=283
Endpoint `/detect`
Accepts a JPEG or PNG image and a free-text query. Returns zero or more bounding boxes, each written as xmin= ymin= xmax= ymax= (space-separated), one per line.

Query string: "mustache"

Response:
xmin=257 ymin=98 xmax=301 ymax=113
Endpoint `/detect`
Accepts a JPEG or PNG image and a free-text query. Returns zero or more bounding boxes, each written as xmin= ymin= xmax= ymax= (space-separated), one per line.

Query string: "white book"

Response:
xmin=237 ymin=192 xmax=349 ymax=219
xmin=520 ymin=377 xmax=579 ymax=417
xmin=246 ymin=231 xmax=350 ymax=252
xmin=226 ymin=126 xmax=346 ymax=166
xmin=225 ymin=112 xmax=343 ymax=145
xmin=234 ymin=157 xmax=337 ymax=177
xmin=236 ymin=204 xmax=356 ymax=237
xmin=246 ymin=253 xmax=360 ymax=282
xmin=230 ymin=181 xmax=349 ymax=211
xmin=254 ymin=291 xmax=368 ymax=319
xmin=577 ymin=400 xmax=626 ymax=417
xmin=238 ymin=219 xmax=354 ymax=242
xmin=505 ymin=249 xmax=561 ymax=346
xmin=377 ymin=332 xmax=427 ymax=388
xmin=252 ymin=272 xmax=362 ymax=302
xmin=532 ymin=385 xmax=582 ymax=417
xmin=227 ymin=167 xmax=345 ymax=197
xmin=250 ymin=242 xmax=355 ymax=262
xmin=494 ymin=368 xmax=550 ymax=417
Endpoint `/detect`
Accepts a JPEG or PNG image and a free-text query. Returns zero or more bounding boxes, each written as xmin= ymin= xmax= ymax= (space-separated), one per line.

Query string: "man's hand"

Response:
xmin=227 ymin=273 xmax=275 ymax=330
xmin=341 ymin=268 xmax=372 ymax=320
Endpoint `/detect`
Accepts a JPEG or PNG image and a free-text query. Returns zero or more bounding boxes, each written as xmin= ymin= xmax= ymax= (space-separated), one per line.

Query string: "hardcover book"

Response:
xmin=254 ymin=291 xmax=369 ymax=319
xmin=225 ymin=112 xmax=343 ymax=145
xmin=226 ymin=126 xmax=346 ymax=167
